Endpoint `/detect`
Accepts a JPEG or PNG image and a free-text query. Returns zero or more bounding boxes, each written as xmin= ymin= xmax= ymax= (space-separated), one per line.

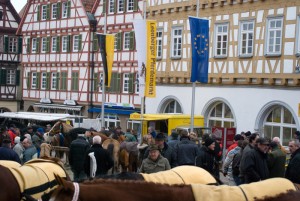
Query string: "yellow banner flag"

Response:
xmin=145 ymin=20 xmax=157 ymax=97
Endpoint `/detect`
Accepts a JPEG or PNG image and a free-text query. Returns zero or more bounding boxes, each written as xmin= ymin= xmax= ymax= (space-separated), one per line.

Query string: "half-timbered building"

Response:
xmin=0 ymin=0 xmax=21 ymax=112
xmin=146 ymin=0 xmax=300 ymax=145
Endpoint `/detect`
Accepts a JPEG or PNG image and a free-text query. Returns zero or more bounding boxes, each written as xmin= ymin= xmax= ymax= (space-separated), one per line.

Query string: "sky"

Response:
xmin=11 ymin=0 xmax=27 ymax=13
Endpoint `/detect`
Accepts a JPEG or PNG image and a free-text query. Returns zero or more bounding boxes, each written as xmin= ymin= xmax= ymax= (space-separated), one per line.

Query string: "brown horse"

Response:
xmin=49 ymin=177 xmax=300 ymax=201
xmin=119 ymin=141 xmax=139 ymax=172
xmin=102 ymin=138 xmax=120 ymax=173
xmin=84 ymin=130 xmax=109 ymax=142
xmin=0 ymin=157 xmax=70 ymax=201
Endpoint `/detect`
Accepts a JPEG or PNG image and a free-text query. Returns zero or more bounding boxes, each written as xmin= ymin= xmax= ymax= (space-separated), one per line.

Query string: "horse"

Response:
xmin=119 ymin=141 xmax=139 ymax=172
xmin=101 ymin=138 xmax=120 ymax=173
xmin=0 ymin=157 xmax=70 ymax=201
xmin=49 ymin=177 xmax=300 ymax=201
xmin=85 ymin=130 xmax=109 ymax=142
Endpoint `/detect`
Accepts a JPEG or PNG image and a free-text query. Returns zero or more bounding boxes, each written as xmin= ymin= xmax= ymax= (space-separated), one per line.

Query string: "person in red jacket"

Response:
xmin=227 ymin=134 xmax=244 ymax=156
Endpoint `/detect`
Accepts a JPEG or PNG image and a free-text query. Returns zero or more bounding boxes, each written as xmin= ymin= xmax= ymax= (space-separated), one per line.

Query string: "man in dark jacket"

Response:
xmin=267 ymin=141 xmax=286 ymax=178
xmin=285 ymin=140 xmax=300 ymax=183
xmin=69 ymin=134 xmax=90 ymax=182
xmin=241 ymin=137 xmax=270 ymax=184
xmin=0 ymin=139 xmax=21 ymax=164
xmin=84 ymin=136 xmax=113 ymax=178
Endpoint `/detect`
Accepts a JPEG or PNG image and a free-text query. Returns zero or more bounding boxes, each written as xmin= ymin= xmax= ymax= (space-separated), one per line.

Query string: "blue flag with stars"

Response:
xmin=189 ymin=17 xmax=209 ymax=83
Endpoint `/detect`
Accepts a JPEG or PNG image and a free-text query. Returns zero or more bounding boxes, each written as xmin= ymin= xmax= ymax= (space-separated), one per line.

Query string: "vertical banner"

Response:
xmin=97 ymin=34 xmax=115 ymax=87
xmin=189 ymin=17 xmax=209 ymax=83
xmin=133 ymin=20 xmax=146 ymax=97
xmin=145 ymin=20 xmax=157 ymax=97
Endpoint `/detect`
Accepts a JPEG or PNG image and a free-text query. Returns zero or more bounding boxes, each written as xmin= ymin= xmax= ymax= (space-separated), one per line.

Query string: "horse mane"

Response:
xmin=255 ymin=190 xmax=300 ymax=201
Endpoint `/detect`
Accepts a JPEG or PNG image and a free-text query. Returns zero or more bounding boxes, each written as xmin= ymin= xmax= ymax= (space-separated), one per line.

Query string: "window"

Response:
xmin=99 ymin=73 xmax=104 ymax=92
xmin=51 ymin=37 xmax=57 ymax=52
xmin=123 ymin=73 xmax=130 ymax=93
xmin=208 ymin=102 xmax=235 ymax=128
xmin=41 ymin=72 xmax=47 ymax=89
xmin=52 ymin=3 xmax=57 ymax=19
xmin=0 ymin=11 xmax=2 ymax=20
xmin=32 ymin=38 xmax=37 ymax=53
xmin=123 ymin=32 xmax=131 ymax=50
xmin=156 ymin=29 xmax=163 ymax=59
xmin=0 ymin=36 xmax=3 ymax=52
xmin=214 ymin=23 xmax=229 ymax=57
xmin=162 ymin=99 xmax=182 ymax=113
xmin=118 ymin=0 xmax=124 ymax=12
xmin=73 ymin=35 xmax=80 ymax=52
xmin=265 ymin=17 xmax=283 ymax=56
xmin=264 ymin=106 xmax=297 ymax=146
xmin=60 ymin=72 xmax=67 ymax=90
xmin=6 ymin=70 xmax=16 ymax=85
xmin=171 ymin=27 xmax=183 ymax=58
xmin=239 ymin=20 xmax=254 ymax=57
xmin=109 ymin=0 xmax=115 ymax=13
xmin=62 ymin=36 xmax=68 ymax=52
xmin=62 ymin=2 xmax=68 ymax=18
xmin=297 ymin=16 xmax=300 ymax=55
xmin=31 ymin=72 xmax=37 ymax=89
xmin=41 ymin=5 xmax=47 ymax=20
xmin=96 ymin=114 xmax=121 ymax=129
xmin=127 ymin=0 xmax=134 ymax=12
xmin=135 ymin=73 xmax=139 ymax=94
xmin=9 ymin=37 xmax=17 ymax=53
xmin=41 ymin=37 xmax=47 ymax=53
xmin=51 ymin=72 xmax=57 ymax=90
xmin=71 ymin=72 xmax=79 ymax=91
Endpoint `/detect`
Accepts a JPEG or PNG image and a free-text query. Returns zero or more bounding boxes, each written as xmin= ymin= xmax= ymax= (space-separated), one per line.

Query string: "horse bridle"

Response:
xmin=72 ymin=182 xmax=80 ymax=201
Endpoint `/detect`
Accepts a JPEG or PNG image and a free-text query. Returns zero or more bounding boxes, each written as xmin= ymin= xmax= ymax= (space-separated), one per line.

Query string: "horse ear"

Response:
xmin=55 ymin=174 xmax=72 ymax=191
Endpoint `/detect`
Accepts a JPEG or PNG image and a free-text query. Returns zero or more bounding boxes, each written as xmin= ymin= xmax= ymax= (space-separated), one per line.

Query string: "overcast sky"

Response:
xmin=11 ymin=0 xmax=27 ymax=13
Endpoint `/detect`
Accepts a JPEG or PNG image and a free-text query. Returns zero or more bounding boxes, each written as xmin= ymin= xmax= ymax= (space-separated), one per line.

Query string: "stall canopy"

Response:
xmin=0 ymin=112 xmax=78 ymax=122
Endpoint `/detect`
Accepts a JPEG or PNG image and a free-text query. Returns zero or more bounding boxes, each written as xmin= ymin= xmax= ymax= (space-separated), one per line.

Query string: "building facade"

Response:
xmin=0 ymin=0 xmax=22 ymax=112
xmin=146 ymin=0 xmax=300 ymax=145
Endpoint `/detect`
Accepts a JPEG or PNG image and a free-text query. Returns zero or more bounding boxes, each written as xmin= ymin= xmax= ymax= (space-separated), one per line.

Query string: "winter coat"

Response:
xmin=195 ymin=146 xmax=216 ymax=176
xmin=285 ymin=148 xmax=300 ymax=183
xmin=140 ymin=154 xmax=171 ymax=174
xmin=0 ymin=147 xmax=21 ymax=164
xmin=69 ymin=137 xmax=90 ymax=172
xmin=84 ymin=144 xmax=113 ymax=177
xmin=174 ymin=138 xmax=199 ymax=166
xmin=268 ymin=147 xmax=286 ymax=178
xmin=143 ymin=142 xmax=175 ymax=167
xmin=241 ymin=147 xmax=269 ymax=184
xmin=23 ymin=145 xmax=37 ymax=163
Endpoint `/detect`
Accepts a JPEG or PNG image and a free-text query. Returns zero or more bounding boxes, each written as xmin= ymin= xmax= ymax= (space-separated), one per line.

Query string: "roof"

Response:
xmin=0 ymin=112 xmax=80 ymax=122
xmin=18 ymin=3 xmax=28 ymax=19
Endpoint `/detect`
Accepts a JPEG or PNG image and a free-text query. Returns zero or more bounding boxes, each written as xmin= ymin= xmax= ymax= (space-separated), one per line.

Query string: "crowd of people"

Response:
xmin=1 ymin=123 xmax=300 ymax=186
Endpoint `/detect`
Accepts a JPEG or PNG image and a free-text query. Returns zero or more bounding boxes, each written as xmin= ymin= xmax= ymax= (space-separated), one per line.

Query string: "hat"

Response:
xmin=256 ymin=137 xmax=270 ymax=145
xmin=234 ymin=134 xmax=243 ymax=141
xmin=37 ymin=128 xmax=45 ymax=134
xmin=149 ymin=144 xmax=159 ymax=151
xmin=205 ymin=137 xmax=215 ymax=147
xmin=155 ymin=133 xmax=165 ymax=141
xmin=245 ymin=131 xmax=252 ymax=137
xmin=2 ymin=139 xmax=11 ymax=144
xmin=20 ymin=136 xmax=26 ymax=142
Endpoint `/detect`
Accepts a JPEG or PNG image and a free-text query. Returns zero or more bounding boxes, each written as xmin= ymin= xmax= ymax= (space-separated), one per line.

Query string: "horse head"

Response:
xmin=49 ymin=174 xmax=75 ymax=201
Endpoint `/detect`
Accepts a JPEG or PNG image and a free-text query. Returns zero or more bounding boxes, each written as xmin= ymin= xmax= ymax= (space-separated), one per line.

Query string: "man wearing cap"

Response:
xmin=0 ymin=139 xmax=21 ymax=164
xmin=139 ymin=144 xmax=170 ymax=174
xmin=240 ymin=137 xmax=270 ymax=184
xmin=285 ymin=140 xmax=300 ymax=183
xmin=32 ymin=127 xmax=45 ymax=157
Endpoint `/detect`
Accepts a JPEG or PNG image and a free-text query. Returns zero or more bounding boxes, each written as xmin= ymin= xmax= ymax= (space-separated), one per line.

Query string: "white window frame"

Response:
xmin=6 ymin=69 xmax=16 ymax=85
xmin=108 ymin=0 xmax=115 ymax=14
xmin=238 ymin=20 xmax=254 ymax=57
xmin=41 ymin=72 xmax=47 ymax=89
xmin=73 ymin=35 xmax=80 ymax=52
xmin=207 ymin=102 xmax=235 ymax=128
xmin=265 ymin=17 xmax=283 ymax=56
xmin=51 ymin=37 xmax=57 ymax=52
xmin=51 ymin=72 xmax=57 ymax=90
xmin=156 ymin=29 xmax=163 ymax=59
xmin=41 ymin=5 xmax=47 ymax=20
xmin=171 ymin=26 xmax=183 ymax=58
xmin=62 ymin=2 xmax=68 ymax=18
xmin=127 ymin=0 xmax=134 ymax=12
xmin=295 ymin=16 xmax=300 ymax=55
xmin=52 ymin=3 xmax=57 ymax=19
xmin=214 ymin=23 xmax=229 ymax=58
xmin=135 ymin=73 xmax=139 ymax=94
xmin=62 ymin=36 xmax=68 ymax=52
xmin=122 ymin=73 xmax=130 ymax=93
xmin=123 ymin=32 xmax=130 ymax=50
xmin=41 ymin=37 xmax=47 ymax=53
xmin=9 ymin=37 xmax=17 ymax=53
xmin=118 ymin=0 xmax=124 ymax=13
xmin=31 ymin=72 xmax=37 ymax=89
xmin=32 ymin=38 xmax=37 ymax=53
xmin=99 ymin=73 xmax=104 ymax=92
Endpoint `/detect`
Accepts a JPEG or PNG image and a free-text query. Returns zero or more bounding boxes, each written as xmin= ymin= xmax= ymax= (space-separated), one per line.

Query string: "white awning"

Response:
xmin=0 ymin=112 xmax=76 ymax=121
xmin=33 ymin=103 xmax=82 ymax=111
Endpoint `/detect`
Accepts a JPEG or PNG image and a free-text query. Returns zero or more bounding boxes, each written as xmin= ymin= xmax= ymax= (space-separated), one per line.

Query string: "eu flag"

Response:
xmin=189 ymin=17 xmax=209 ymax=83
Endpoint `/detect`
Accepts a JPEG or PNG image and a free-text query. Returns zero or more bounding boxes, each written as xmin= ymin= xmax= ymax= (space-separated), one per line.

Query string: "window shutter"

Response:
xmin=56 ymin=36 xmax=60 ymax=52
xmin=36 ymin=38 xmax=40 ymax=53
xmin=116 ymin=73 xmax=121 ymax=93
xmin=57 ymin=2 xmax=61 ymax=19
xmin=102 ymin=0 xmax=107 ymax=14
xmin=109 ymin=72 xmax=116 ymax=92
xmin=67 ymin=35 xmax=71 ymax=52
xmin=37 ymin=5 xmax=40 ymax=21
xmin=27 ymin=38 xmax=31 ymax=53
xmin=0 ymin=69 xmax=7 ymax=85
xmin=46 ymin=37 xmax=50 ymax=53
xmin=18 ymin=37 xmax=22 ymax=54
xmin=56 ymin=72 xmax=60 ymax=89
xmin=36 ymin=72 xmax=40 ymax=89
xmin=117 ymin=32 xmax=122 ymax=51
xmin=133 ymin=0 xmax=138 ymax=11
xmin=16 ymin=70 xmax=20 ymax=86
xmin=93 ymin=73 xmax=99 ymax=92
xmin=46 ymin=72 xmax=51 ymax=90
xmin=67 ymin=1 xmax=71 ymax=18
xmin=114 ymin=0 xmax=117 ymax=13
xmin=78 ymin=34 xmax=82 ymax=51
xmin=124 ymin=0 xmax=127 ymax=12
xmin=27 ymin=72 xmax=31 ymax=89
xmin=129 ymin=31 xmax=135 ymax=50
xmin=128 ymin=73 xmax=134 ymax=93
xmin=4 ymin=36 xmax=8 ymax=53
xmin=46 ymin=4 xmax=50 ymax=20
xmin=93 ymin=33 xmax=99 ymax=51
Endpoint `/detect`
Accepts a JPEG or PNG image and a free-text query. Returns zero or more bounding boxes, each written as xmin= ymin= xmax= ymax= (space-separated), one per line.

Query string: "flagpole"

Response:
xmin=190 ymin=0 xmax=199 ymax=133
xmin=101 ymin=13 xmax=107 ymax=128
